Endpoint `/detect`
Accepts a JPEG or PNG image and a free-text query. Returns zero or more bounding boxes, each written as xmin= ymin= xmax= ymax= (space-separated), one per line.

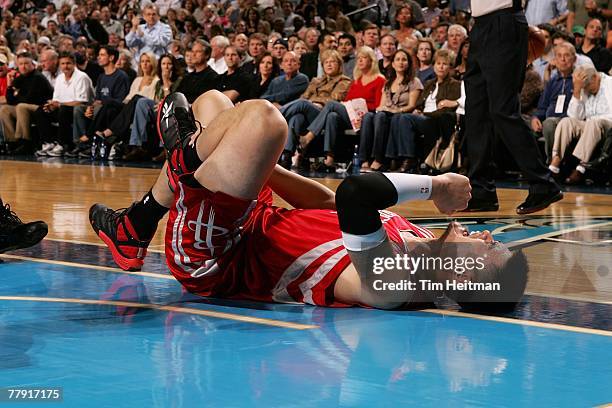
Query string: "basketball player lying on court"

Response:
xmin=90 ymin=91 xmax=528 ymax=311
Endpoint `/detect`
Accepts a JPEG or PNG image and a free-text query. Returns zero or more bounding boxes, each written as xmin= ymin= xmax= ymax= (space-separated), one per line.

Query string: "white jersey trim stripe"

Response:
xmin=300 ymin=248 xmax=348 ymax=305
xmin=272 ymin=238 xmax=344 ymax=303
xmin=413 ymin=224 xmax=434 ymax=238
xmin=172 ymin=183 xmax=193 ymax=273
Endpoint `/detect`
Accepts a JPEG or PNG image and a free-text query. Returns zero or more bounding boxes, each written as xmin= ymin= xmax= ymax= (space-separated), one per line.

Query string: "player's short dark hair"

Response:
xmin=453 ymin=250 xmax=529 ymax=313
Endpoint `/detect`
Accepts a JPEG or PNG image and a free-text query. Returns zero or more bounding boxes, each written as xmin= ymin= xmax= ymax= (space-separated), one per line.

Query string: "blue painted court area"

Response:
xmin=0 ymin=257 xmax=610 ymax=407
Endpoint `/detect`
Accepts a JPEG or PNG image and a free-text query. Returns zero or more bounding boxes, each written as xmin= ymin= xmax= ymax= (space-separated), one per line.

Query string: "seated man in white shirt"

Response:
xmin=549 ymin=65 xmax=612 ymax=184
xmin=34 ymin=51 xmax=93 ymax=157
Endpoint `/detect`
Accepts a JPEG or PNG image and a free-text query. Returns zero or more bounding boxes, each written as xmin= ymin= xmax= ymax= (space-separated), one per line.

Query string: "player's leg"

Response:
xmin=90 ymin=91 xmax=236 ymax=271
xmin=89 ymin=162 xmax=174 ymax=271
xmin=159 ymin=89 xmax=286 ymax=198
xmin=188 ymin=99 xmax=288 ymax=199
xmin=158 ymin=96 xmax=287 ymax=288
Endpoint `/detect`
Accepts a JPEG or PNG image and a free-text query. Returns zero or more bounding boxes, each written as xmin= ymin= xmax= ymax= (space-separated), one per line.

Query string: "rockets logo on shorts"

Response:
xmin=188 ymin=202 xmax=233 ymax=255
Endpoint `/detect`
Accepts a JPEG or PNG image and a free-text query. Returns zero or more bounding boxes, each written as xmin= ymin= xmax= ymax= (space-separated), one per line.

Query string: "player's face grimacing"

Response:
xmin=436 ymin=222 xmax=512 ymax=281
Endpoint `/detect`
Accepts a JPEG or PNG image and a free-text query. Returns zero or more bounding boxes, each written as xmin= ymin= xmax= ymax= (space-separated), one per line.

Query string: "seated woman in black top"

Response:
xmin=250 ymin=52 xmax=280 ymax=99
xmin=452 ymin=38 xmax=470 ymax=81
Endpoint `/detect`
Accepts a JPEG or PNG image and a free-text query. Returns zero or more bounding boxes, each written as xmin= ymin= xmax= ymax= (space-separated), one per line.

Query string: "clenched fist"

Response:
xmin=430 ymin=173 xmax=472 ymax=214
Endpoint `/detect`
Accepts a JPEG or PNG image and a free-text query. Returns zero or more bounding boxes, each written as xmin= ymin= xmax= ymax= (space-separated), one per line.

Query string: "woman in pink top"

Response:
xmin=300 ymin=46 xmax=385 ymax=172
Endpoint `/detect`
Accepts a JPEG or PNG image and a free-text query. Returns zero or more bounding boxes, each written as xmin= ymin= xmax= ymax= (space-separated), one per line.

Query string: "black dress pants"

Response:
xmin=107 ymin=95 xmax=143 ymax=143
xmin=87 ymin=100 xmax=124 ymax=139
xmin=34 ymin=105 xmax=75 ymax=147
xmin=465 ymin=9 xmax=556 ymax=199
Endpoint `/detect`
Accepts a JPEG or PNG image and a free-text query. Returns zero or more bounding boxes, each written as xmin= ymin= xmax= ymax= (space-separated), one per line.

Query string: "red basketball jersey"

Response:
xmin=165 ymin=180 xmax=434 ymax=307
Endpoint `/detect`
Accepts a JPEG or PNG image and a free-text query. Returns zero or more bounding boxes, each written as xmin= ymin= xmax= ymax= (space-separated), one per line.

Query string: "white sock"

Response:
xmin=576 ymin=165 xmax=586 ymax=174
xmin=549 ymin=165 xmax=560 ymax=174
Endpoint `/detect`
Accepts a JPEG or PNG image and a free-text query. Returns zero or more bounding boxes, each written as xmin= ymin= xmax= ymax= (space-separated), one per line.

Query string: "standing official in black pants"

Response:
xmin=465 ymin=0 xmax=563 ymax=214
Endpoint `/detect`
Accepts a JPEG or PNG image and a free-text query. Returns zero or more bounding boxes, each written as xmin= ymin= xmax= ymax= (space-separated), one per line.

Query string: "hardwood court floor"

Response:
xmin=2 ymin=160 xmax=611 ymax=304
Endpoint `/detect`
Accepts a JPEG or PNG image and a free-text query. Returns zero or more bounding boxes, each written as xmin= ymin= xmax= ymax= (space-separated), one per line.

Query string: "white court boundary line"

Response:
xmin=45 ymin=237 xmax=165 ymax=253
xmin=0 ymin=296 xmax=317 ymax=330
xmin=422 ymin=309 xmax=612 ymax=337
xmin=0 ymin=254 xmax=172 ymax=280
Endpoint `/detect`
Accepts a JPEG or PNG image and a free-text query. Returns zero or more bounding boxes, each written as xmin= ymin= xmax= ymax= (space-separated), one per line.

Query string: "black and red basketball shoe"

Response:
xmin=157 ymin=92 xmax=201 ymax=188
xmin=89 ymin=203 xmax=151 ymax=271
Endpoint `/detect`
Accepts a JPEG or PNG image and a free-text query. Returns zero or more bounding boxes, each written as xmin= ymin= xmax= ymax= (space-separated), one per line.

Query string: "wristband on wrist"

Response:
xmin=383 ymin=173 xmax=433 ymax=202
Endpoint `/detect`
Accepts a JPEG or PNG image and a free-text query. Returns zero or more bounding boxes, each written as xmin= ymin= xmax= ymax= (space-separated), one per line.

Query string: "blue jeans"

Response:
xmin=72 ymin=104 xmax=102 ymax=142
xmin=359 ymin=111 xmax=395 ymax=163
xmin=129 ymin=98 xmax=156 ymax=146
xmin=387 ymin=113 xmax=432 ymax=159
xmin=307 ymin=100 xmax=351 ymax=154
xmin=280 ymin=99 xmax=321 ymax=153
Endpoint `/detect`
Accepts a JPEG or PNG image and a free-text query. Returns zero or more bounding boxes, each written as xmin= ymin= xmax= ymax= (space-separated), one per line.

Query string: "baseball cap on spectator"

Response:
xmin=37 ymin=36 xmax=51 ymax=46
xmin=273 ymin=38 xmax=288 ymax=49
xmin=572 ymin=25 xmax=585 ymax=37
xmin=0 ymin=53 xmax=7 ymax=65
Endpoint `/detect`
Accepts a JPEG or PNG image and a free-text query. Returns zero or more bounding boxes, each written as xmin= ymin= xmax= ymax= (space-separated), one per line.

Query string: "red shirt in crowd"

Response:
xmin=344 ymin=75 xmax=386 ymax=111
xmin=0 ymin=76 xmax=7 ymax=98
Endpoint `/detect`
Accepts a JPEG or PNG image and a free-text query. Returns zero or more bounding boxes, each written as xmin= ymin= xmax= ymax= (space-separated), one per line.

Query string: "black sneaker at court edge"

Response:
xmin=0 ymin=200 xmax=48 ymax=253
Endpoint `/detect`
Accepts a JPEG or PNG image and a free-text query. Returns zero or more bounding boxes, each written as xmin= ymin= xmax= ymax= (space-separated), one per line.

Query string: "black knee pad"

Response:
xmin=335 ymin=173 xmax=398 ymax=235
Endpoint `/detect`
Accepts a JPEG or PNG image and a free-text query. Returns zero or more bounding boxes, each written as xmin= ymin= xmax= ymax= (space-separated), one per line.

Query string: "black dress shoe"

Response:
xmin=461 ymin=197 xmax=500 ymax=212
xmin=584 ymin=154 xmax=609 ymax=172
xmin=516 ymin=189 xmax=563 ymax=214
xmin=564 ymin=169 xmax=584 ymax=185
xmin=369 ymin=164 xmax=389 ymax=172
xmin=8 ymin=140 xmax=32 ymax=155
xmin=152 ymin=150 xmax=167 ymax=163
xmin=65 ymin=143 xmax=87 ymax=157
xmin=122 ymin=146 xmax=151 ymax=162
xmin=550 ymin=171 xmax=564 ymax=184
xmin=297 ymin=155 xmax=310 ymax=170
xmin=278 ymin=150 xmax=293 ymax=170
xmin=311 ymin=161 xmax=336 ymax=173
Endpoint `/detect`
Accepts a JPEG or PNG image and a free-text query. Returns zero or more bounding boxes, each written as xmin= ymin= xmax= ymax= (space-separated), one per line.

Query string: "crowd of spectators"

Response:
xmin=0 ymin=0 xmax=611 ymax=184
